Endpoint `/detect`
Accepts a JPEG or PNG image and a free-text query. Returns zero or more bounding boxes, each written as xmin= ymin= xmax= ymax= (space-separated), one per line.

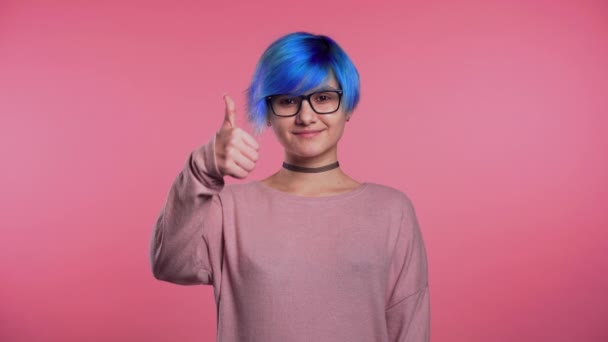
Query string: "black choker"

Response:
xmin=282 ymin=161 xmax=340 ymax=173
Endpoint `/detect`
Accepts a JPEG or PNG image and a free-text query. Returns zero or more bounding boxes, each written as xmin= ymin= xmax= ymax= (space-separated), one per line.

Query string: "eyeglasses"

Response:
xmin=266 ymin=90 xmax=343 ymax=117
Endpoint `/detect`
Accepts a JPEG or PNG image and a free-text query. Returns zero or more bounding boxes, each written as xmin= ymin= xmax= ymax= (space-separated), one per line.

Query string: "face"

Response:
xmin=267 ymin=75 xmax=351 ymax=162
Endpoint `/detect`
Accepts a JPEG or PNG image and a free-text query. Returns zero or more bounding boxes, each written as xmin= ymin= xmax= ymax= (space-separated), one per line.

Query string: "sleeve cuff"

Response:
xmin=192 ymin=133 xmax=224 ymax=182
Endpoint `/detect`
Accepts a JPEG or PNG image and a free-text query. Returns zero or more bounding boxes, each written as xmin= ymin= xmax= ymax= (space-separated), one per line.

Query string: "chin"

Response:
xmin=292 ymin=144 xmax=335 ymax=158
xmin=289 ymin=147 xmax=319 ymax=157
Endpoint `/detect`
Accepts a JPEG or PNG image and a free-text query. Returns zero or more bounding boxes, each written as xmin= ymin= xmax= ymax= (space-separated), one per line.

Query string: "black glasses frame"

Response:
xmin=266 ymin=90 xmax=343 ymax=117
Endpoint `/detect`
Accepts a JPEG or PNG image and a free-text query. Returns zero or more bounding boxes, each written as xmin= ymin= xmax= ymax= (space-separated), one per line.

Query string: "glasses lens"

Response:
xmin=271 ymin=95 xmax=300 ymax=116
xmin=310 ymin=91 xmax=340 ymax=113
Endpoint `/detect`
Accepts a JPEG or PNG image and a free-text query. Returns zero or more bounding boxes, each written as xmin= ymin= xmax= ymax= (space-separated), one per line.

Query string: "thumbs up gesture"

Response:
xmin=214 ymin=94 xmax=260 ymax=179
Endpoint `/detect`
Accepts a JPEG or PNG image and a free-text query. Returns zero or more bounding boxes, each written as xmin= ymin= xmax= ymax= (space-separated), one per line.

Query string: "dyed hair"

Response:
xmin=245 ymin=32 xmax=361 ymax=136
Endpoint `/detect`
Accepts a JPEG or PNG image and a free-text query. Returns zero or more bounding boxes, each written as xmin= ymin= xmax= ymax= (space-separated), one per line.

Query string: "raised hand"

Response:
xmin=214 ymin=94 xmax=260 ymax=179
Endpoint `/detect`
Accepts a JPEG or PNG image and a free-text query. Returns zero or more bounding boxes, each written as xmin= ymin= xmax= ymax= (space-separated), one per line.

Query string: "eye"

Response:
xmin=313 ymin=92 xmax=336 ymax=102
xmin=274 ymin=96 xmax=298 ymax=106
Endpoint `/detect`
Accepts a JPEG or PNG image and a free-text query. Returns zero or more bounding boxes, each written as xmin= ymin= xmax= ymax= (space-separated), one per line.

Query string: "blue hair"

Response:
xmin=245 ymin=32 xmax=361 ymax=135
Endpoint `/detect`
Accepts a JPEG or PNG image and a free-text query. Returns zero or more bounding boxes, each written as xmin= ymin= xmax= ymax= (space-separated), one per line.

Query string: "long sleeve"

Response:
xmin=149 ymin=133 xmax=225 ymax=285
xmin=385 ymin=198 xmax=431 ymax=341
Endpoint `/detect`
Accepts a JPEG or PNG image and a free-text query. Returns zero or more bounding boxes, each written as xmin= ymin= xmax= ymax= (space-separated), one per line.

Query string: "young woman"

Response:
xmin=150 ymin=31 xmax=430 ymax=342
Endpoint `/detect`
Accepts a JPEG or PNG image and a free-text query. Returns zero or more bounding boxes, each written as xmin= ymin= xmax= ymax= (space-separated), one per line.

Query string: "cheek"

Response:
xmin=330 ymin=120 xmax=347 ymax=135
xmin=333 ymin=126 xmax=346 ymax=140
xmin=272 ymin=124 xmax=293 ymax=143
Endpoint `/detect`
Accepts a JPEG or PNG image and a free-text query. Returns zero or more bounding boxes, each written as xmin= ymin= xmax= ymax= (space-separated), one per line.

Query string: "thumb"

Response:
xmin=223 ymin=94 xmax=237 ymax=128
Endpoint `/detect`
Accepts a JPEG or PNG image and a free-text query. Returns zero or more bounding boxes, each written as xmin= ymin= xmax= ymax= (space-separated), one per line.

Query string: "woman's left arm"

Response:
xmin=385 ymin=199 xmax=431 ymax=342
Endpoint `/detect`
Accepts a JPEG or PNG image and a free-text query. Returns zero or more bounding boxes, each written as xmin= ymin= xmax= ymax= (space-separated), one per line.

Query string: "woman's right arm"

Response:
xmin=149 ymin=133 xmax=224 ymax=285
xmin=150 ymin=94 xmax=259 ymax=285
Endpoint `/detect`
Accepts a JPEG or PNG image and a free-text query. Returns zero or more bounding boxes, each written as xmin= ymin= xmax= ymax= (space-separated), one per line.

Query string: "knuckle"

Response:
xmin=225 ymin=147 xmax=236 ymax=159
xmin=226 ymin=135 xmax=237 ymax=148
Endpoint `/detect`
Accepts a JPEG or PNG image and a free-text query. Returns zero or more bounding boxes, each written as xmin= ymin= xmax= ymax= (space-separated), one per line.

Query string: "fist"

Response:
xmin=214 ymin=94 xmax=260 ymax=179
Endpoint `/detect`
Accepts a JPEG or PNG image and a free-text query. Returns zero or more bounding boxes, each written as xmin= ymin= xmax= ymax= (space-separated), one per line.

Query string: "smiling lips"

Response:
xmin=293 ymin=129 xmax=324 ymax=137
xmin=294 ymin=129 xmax=323 ymax=134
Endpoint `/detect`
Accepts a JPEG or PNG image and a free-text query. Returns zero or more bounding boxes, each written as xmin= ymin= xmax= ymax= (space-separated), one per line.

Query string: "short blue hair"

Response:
xmin=245 ymin=32 xmax=361 ymax=135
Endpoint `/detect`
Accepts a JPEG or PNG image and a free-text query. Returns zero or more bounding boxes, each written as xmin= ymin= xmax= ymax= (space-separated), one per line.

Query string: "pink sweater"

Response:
xmin=149 ymin=134 xmax=431 ymax=341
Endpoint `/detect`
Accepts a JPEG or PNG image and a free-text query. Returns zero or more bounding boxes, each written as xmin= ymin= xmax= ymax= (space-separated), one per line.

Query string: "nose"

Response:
xmin=295 ymin=98 xmax=317 ymax=124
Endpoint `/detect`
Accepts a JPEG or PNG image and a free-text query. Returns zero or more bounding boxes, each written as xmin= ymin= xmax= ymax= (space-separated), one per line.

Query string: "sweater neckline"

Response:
xmin=253 ymin=180 xmax=369 ymax=202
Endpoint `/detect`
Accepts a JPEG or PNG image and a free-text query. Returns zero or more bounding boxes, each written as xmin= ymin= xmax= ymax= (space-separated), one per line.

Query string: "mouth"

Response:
xmin=293 ymin=129 xmax=325 ymax=138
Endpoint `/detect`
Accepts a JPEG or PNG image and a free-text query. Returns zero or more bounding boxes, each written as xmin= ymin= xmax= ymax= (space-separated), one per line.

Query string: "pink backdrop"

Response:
xmin=1 ymin=0 xmax=607 ymax=341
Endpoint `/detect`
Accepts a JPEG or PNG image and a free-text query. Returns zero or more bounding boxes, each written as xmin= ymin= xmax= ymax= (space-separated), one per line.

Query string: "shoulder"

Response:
xmin=216 ymin=180 xmax=266 ymax=201
xmin=364 ymin=182 xmax=417 ymax=217
xmin=365 ymin=182 xmax=414 ymax=205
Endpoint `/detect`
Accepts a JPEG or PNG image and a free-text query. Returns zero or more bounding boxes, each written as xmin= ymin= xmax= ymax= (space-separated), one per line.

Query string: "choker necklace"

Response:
xmin=282 ymin=161 xmax=340 ymax=173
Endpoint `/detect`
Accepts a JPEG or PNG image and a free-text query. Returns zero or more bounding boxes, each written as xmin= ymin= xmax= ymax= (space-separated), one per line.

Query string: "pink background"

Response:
xmin=1 ymin=0 xmax=607 ymax=341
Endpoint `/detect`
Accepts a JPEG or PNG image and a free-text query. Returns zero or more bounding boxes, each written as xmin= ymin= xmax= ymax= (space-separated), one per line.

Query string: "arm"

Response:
xmin=149 ymin=133 xmax=224 ymax=285
xmin=385 ymin=199 xmax=431 ymax=341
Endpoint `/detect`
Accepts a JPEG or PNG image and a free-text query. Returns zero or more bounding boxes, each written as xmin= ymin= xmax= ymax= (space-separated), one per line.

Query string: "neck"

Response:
xmin=272 ymin=167 xmax=352 ymax=190
xmin=275 ymin=147 xmax=352 ymax=186
xmin=283 ymin=160 xmax=339 ymax=172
